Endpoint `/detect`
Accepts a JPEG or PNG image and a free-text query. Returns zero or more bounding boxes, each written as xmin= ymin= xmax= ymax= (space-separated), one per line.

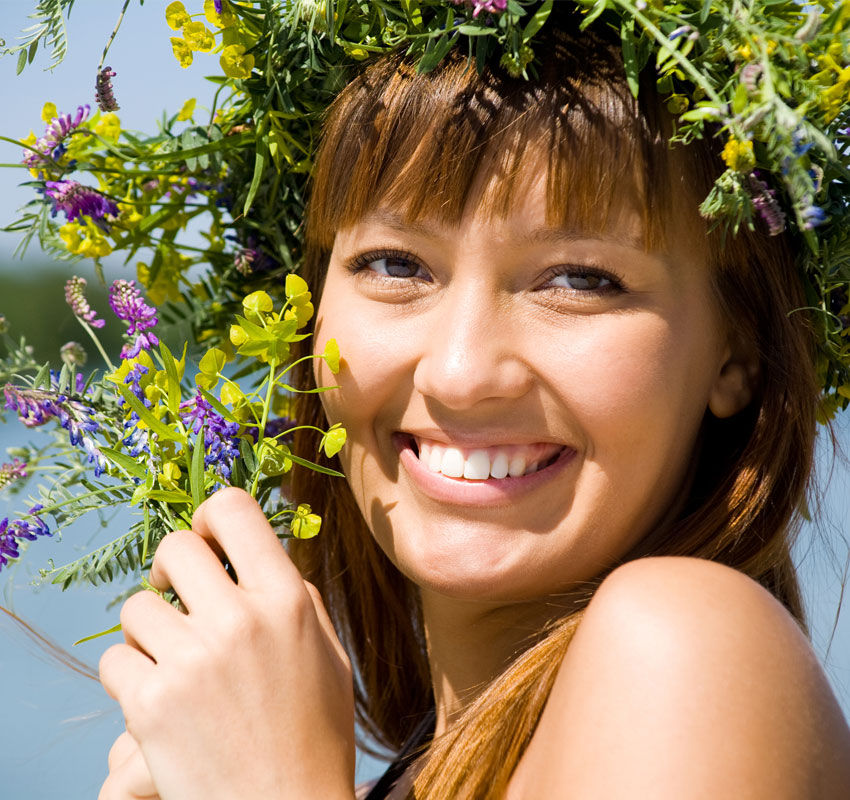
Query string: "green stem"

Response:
xmin=250 ymin=360 xmax=278 ymax=497
xmin=611 ymin=0 xmax=723 ymax=105
xmin=77 ymin=317 xmax=116 ymax=372
xmin=274 ymin=353 xmax=321 ymax=380
xmin=97 ymin=0 xmax=133 ymax=72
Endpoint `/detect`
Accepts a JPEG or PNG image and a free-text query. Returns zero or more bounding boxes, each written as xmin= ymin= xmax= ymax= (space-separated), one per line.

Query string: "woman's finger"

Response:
xmin=146 ymin=529 xmax=237 ymax=614
xmin=99 ymin=642 xmax=155 ymax=705
xmin=119 ymin=589 xmax=191 ymax=659
xmin=107 ymin=730 xmax=139 ymax=772
xmin=185 ymin=487 xmax=301 ymax=590
xmin=99 ymin=742 xmax=160 ymax=800
xmin=304 ymin=581 xmax=350 ymax=667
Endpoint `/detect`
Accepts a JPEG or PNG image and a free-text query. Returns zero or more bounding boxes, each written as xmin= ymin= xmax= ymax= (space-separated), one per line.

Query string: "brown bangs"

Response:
xmin=305 ymin=21 xmax=685 ymax=261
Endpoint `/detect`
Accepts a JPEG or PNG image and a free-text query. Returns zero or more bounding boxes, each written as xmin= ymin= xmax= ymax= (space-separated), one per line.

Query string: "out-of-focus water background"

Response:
xmin=0 ymin=3 xmax=847 ymax=798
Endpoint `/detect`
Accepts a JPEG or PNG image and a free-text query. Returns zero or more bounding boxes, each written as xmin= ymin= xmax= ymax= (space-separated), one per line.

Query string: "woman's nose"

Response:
xmin=412 ymin=289 xmax=533 ymax=410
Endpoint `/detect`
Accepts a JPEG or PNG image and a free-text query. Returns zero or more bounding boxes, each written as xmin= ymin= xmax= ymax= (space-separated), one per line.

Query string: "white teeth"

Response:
xmin=463 ymin=450 xmax=491 ymax=480
xmin=490 ymin=451 xmax=510 ymax=480
xmin=440 ymin=447 xmax=465 ymax=478
xmin=413 ymin=437 xmax=561 ymax=481
xmin=508 ymin=454 xmax=527 ymax=477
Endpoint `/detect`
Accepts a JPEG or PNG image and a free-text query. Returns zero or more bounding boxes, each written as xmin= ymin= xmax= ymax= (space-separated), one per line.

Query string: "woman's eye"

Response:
xmin=351 ymin=251 xmax=430 ymax=281
xmin=547 ymin=268 xmax=619 ymax=293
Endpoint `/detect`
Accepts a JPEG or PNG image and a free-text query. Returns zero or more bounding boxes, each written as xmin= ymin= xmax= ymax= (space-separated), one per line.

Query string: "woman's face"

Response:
xmin=313 ymin=167 xmax=741 ymax=603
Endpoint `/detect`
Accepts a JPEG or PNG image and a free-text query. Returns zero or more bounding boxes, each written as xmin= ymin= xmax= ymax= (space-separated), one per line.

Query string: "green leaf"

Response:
xmin=100 ymin=447 xmax=147 ymax=480
xmin=16 ymin=49 xmax=27 ymax=75
xmin=147 ymin=132 xmax=252 ymax=164
xmin=159 ymin=341 xmax=184 ymax=416
xmin=243 ymin=136 xmax=267 ymax=216
xmin=190 ymin=424 xmax=205 ymax=510
xmin=522 ymin=0 xmax=552 ymax=42
xmin=146 ymin=489 xmax=194 ymax=504
xmin=284 ymin=451 xmax=345 ymax=478
xmin=199 ymin=388 xmax=243 ymax=424
xmin=732 ymin=82 xmax=749 ymax=115
xmin=580 ymin=0 xmax=609 ymax=31
xmin=199 ymin=347 xmax=227 ymax=376
xmin=74 ymin=623 xmax=122 ymax=646
xmin=620 ymin=19 xmax=639 ymax=98
xmin=700 ymin=0 xmax=713 ymax=23
xmin=33 ymin=361 xmax=51 ymax=390
xmin=114 ymin=383 xmax=186 ymax=445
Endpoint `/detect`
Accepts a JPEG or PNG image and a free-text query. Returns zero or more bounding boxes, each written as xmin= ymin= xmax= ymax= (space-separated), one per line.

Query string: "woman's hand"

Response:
xmin=99 ymin=487 xmax=356 ymax=800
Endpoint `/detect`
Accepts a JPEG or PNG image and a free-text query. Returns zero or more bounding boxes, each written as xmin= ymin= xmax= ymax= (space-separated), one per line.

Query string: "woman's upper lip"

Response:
xmin=395 ymin=429 xmax=573 ymax=449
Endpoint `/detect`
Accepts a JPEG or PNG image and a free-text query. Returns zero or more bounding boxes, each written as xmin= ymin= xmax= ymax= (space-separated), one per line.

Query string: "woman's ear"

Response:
xmin=708 ymin=336 xmax=760 ymax=419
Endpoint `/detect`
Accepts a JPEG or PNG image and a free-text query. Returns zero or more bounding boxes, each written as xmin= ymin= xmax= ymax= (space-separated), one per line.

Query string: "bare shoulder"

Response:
xmin=508 ymin=556 xmax=850 ymax=800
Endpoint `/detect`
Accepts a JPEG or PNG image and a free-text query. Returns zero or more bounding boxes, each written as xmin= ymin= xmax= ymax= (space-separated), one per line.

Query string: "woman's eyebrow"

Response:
xmin=360 ymin=209 xmax=644 ymax=250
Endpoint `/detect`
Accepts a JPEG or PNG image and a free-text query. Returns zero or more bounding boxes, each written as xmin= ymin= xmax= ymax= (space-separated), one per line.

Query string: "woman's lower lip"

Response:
xmin=394 ymin=436 xmax=576 ymax=507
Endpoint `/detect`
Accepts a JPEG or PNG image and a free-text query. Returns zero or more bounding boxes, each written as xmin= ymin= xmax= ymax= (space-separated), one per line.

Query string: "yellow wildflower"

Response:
xmin=165 ymin=1 xmax=191 ymax=30
xmin=160 ymin=461 xmax=183 ymax=490
xmin=95 ymin=112 xmax=121 ymax=140
xmin=59 ymin=218 xmax=113 ymax=259
xmin=41 ymin=101 xmax=57 ymax=124
xmin=721 ymin=137 xmax=755 ymax=172
xmin=21 ymin=131 xmax=39 ymax=177
xmin=205 ymin=0 xmax=236 ymax=27
xmin=183 ymin=21 xmax=216 ymax=52
xmin=220 ymin=44 xmax=254 ymax=79
xmin=176 ymin=98 xmax=196 ymax=121
xmin=170 ymin=37 xmax=194 ymax=68
xmin=817 ymin=61 xmax=850 ymax=122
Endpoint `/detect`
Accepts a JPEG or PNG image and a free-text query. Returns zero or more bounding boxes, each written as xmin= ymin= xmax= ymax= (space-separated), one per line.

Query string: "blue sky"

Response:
xmin=0 ymin=2 xmax=848 ymax=797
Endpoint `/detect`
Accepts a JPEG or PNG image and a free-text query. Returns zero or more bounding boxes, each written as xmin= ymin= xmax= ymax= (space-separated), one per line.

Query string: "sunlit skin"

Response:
xmin=313 ymin=164 xmax=756 ymax=732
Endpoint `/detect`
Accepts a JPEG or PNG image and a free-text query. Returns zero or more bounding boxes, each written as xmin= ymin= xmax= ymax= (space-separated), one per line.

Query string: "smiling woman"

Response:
xmin=92 ymin=7 xmax=850 ymax=800
xmin=270 ymin=16 xmax=849 ymax=799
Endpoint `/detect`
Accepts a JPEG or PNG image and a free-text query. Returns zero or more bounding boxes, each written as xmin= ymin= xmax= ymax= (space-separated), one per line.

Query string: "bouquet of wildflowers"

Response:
xmin=0 ymin=272 xmax=343 ymax=613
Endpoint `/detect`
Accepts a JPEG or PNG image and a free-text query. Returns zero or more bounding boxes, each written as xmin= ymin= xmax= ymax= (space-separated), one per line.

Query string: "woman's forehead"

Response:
xmin=337 ymin=154 xmax=650 ymax=252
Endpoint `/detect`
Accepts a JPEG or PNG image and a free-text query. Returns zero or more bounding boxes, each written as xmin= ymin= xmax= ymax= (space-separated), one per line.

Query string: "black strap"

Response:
xmin=364 ymin=707 xmax=437 ymax=800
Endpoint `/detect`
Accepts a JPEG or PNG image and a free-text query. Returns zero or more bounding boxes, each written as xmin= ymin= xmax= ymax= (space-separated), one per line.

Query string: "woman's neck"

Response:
xmin=419 ymin=589 xmax=581 ymax=736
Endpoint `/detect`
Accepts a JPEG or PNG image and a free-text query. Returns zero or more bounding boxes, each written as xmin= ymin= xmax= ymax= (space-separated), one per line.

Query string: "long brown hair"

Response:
xmin=289 ymin=12 xmax=820 ymax=797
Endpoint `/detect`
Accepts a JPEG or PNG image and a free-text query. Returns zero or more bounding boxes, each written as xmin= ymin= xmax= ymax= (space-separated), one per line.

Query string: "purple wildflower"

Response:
xmin=95 ymin=66 xmax=120 ymax=112
xmin=802 ymin=204 xmax=827 ymax=230
xmin=65 ymin=276 xmax=106 ymax=329
xmin=181 ymin=390 xmax=241 ymax=481
xmin=215 ymin=0 xmax=223 ymax=12
xmin=246 ymin=415 xmax=296 ymax=444
xmin=740 ymin=63 xmax=762 ymax=96
xmin=0 ymin=458 xmax=27 ymax=490
xmin=669 ymin=25 xmax=693 ymax=40
xmin=22 ymin=105 xmax=90 ymax=170
xmin=746 ymin=174 xmax=786 ymax=236
xmin=45 ymin=180 xmax=119 ymax=226
xmin=0 ymin=507 xmax=52 ymax=570
xmin=791 ymin=128 xmax=813 ymax=157
xmin=3 ymin=383 xmax=107 ymax=477
xmin=109 ymin=280 xmax=160 ymax=359
xmin=450 ymin=0 xmax=507 ymax=18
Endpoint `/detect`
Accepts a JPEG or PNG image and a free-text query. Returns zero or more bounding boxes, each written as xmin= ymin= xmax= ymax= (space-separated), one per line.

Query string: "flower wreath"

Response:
xmin=0 ymin=0 xmax=847 ymax=615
